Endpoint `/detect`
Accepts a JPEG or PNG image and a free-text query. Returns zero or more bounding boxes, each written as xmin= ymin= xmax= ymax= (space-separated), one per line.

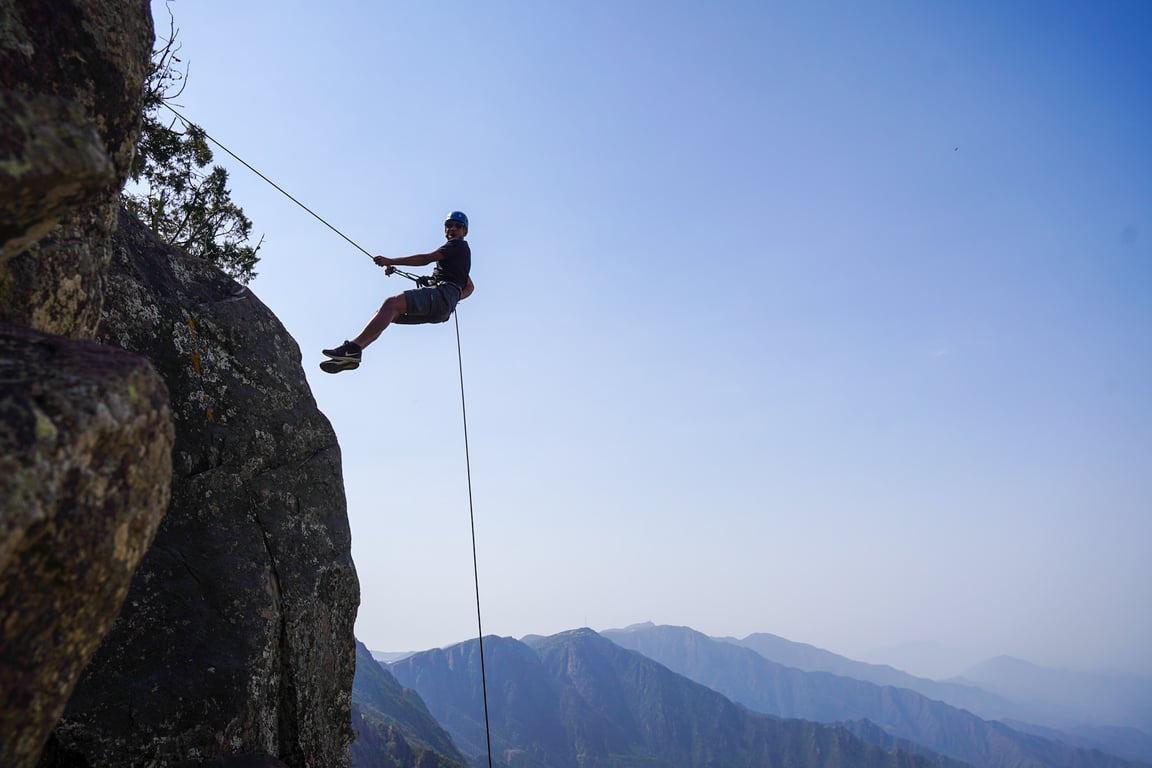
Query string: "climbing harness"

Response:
xmin=384 ymin=266 xmax=435 ymax=286
xmin=160 ymin=103 xmax=496 ymax=768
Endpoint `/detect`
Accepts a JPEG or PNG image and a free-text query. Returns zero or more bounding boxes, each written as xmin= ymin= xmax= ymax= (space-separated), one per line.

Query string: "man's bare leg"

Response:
xmin=352 ymin=293 xmax=407 ymax=350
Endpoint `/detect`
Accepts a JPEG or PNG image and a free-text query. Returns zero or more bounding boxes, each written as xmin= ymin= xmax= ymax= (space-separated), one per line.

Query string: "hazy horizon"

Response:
xmin=153 ymin=0 xmax=1150 ymax=679
xmin=367 ymin=620 xmax=1151 ymax=682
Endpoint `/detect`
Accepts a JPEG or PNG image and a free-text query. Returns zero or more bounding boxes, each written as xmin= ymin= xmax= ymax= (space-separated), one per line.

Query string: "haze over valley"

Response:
xmin=356 ymin=621 xmax=1152 ymax=768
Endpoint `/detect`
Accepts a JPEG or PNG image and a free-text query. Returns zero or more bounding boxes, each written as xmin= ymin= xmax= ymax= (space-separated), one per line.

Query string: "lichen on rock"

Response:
xmin=38 ymin=210 xmax=359 ymax=768
xmin=2 ymin=0 xmax=360 ymax=765
xmin=0 ymin=324 xmax=173 ymax=768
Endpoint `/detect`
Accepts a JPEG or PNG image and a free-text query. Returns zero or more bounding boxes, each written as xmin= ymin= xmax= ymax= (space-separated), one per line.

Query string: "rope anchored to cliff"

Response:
xmin=161 ymin=102 xmax=496 ymax=768
xmin=162 ymin=102 xmax=376 ymax=262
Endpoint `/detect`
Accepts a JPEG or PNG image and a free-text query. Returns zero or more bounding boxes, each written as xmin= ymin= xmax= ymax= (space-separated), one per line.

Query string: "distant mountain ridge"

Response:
xmin=721 ymin=629 xmax=1017 ymax=717
xmin=351 ymin=640 xmax=468 ymax=768
xmin=602 ymin=623 xmax=1146 ymax=768
xmin=708 ymin=627 xmax=1152 ymax=764
xmin=609 ymin=623 xmax=1150 ymax=764
xmin=954 ymin=655 xmax=1152 ymax=731
xmin=390 ymin=629 xmax=955 ymax=768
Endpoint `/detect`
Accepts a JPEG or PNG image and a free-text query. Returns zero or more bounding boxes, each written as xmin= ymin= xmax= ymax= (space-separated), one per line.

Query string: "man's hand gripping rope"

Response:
xmin=377 ymin=260 xmax=423 ymax=284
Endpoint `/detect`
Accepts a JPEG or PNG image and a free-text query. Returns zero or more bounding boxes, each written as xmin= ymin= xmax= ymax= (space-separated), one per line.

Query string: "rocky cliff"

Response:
xmin=1 ymin=0 xmax=153 ymax=337
xmin=1 ymin=0 xmax=360 ymax=766
xmin=39 ymin=209 xmax=360 ymax=768
xmin=0 ymin=324 xmax=173 ymax=768
xmin=2 ymin=1 xmax=171 ymax=766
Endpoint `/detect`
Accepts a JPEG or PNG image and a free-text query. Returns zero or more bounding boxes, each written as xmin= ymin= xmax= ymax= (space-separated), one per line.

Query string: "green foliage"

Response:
xmin=124 ymin=18 xmax=261 ymax=284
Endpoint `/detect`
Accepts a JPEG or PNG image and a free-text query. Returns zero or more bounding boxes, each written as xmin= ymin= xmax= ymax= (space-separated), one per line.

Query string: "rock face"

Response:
xmin=0 ymin=90 xmax=115 ymax=261
xmin=39 ymin=210 xmax=360 ymax=767
xmin=0 ymin=325 xmax=173 ymax=768
xmin=2 ymin=0 xmax=359 ymax=765
xmin=1 ymin=1 xmax=172 ymax=766
xmin=1 ymin=0 xmax=153 ymax=338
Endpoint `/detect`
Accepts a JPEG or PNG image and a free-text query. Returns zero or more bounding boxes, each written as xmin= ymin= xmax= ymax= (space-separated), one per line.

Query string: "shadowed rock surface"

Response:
xmin=3 ymin=0 xmax=360 ymax=765
xmin=0 ymin=325 xmax=173 ymax=768
xmin=0 ymin=0 xmax=153 ymax=337
xmin=0 ymin=91 xmax=115 ymax=260
xmin=38 ymin=210 xmax=360 ymax=767
xmin=1 ymin=1 xmax=169 ymax=766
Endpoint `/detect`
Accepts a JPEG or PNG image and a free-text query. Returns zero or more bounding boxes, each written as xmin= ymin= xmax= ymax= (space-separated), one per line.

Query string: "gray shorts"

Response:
xmin=395 ymin=283 xmax=462 ymax=325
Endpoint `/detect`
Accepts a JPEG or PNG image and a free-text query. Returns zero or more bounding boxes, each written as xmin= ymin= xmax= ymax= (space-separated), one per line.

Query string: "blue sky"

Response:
xmin=153 ymin=0 xmax=1151 ymax=677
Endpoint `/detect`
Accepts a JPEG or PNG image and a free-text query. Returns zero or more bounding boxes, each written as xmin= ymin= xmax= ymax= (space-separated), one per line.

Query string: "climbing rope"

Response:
xmin=161 ymin=103 xmax=496 ymax=768
xmin=162 ymin=103 xmax=375 ymax=262
xmin=455 ymin=309 xmax=495 ymax=768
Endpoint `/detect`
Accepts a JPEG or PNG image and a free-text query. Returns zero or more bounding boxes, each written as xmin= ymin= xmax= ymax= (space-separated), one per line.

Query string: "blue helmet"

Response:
xmin=445 ymin=211 xmax=469 ymax=230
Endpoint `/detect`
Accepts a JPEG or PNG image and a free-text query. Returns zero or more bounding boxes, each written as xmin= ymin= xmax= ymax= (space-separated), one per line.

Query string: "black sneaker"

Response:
xmin=322 ymin=340 xmax=362 ymax=362
xmin=320 ymin=340 xmax=362 ymax=374
xmin=320 ymin=358 xmax=360 ymax=374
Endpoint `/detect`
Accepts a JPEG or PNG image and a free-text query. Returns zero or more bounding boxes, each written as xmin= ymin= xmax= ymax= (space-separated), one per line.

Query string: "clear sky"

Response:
xmin=152 ymin=0 xmax=1151 ymax=678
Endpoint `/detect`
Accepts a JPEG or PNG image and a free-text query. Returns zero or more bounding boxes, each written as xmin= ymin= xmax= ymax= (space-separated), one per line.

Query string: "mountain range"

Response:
xmin=953 ymin=655 xmax=1152 ymax=732
xmin=713 ymin=628 xmax=1152 ymax=764
xmin=602 ymin=623 xmax=1146 ymax=768
xmin=387 ymin=628 xmax=955 ymax=768
xmin=356 ymin=624 xmax=1152 ymax=768
xmin=713 ymin=630 xmax=1151 ymax=737
xmin=351 ymin=640 xmax=469 ymax=768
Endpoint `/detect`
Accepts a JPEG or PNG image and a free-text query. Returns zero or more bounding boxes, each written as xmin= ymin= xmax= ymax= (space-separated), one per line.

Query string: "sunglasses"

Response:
xmin=445 ymin=221 xmax=464 ymax=229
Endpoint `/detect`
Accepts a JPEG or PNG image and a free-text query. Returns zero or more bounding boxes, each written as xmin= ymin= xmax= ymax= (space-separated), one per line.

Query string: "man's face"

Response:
xmin=444 ymin=221 xmax=467 ymax=240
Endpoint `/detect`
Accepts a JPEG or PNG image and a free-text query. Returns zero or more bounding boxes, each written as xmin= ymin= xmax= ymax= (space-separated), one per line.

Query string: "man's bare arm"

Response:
xmin=373 ymin=250 xmax=441 ymax=268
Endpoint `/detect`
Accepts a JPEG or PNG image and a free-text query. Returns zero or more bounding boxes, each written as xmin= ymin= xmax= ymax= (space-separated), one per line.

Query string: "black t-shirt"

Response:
xmin=431 ymin=238 xmax=470 ymax=290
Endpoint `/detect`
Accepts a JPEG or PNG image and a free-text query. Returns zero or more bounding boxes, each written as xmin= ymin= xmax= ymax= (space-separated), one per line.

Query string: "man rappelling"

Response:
xmin=320 ymin=211 xmax=474 ymax=373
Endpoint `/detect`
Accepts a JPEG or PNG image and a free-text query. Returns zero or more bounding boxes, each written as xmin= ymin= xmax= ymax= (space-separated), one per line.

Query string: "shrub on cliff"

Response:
xmin=125 ymin=18 xmax=261 ymax=284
